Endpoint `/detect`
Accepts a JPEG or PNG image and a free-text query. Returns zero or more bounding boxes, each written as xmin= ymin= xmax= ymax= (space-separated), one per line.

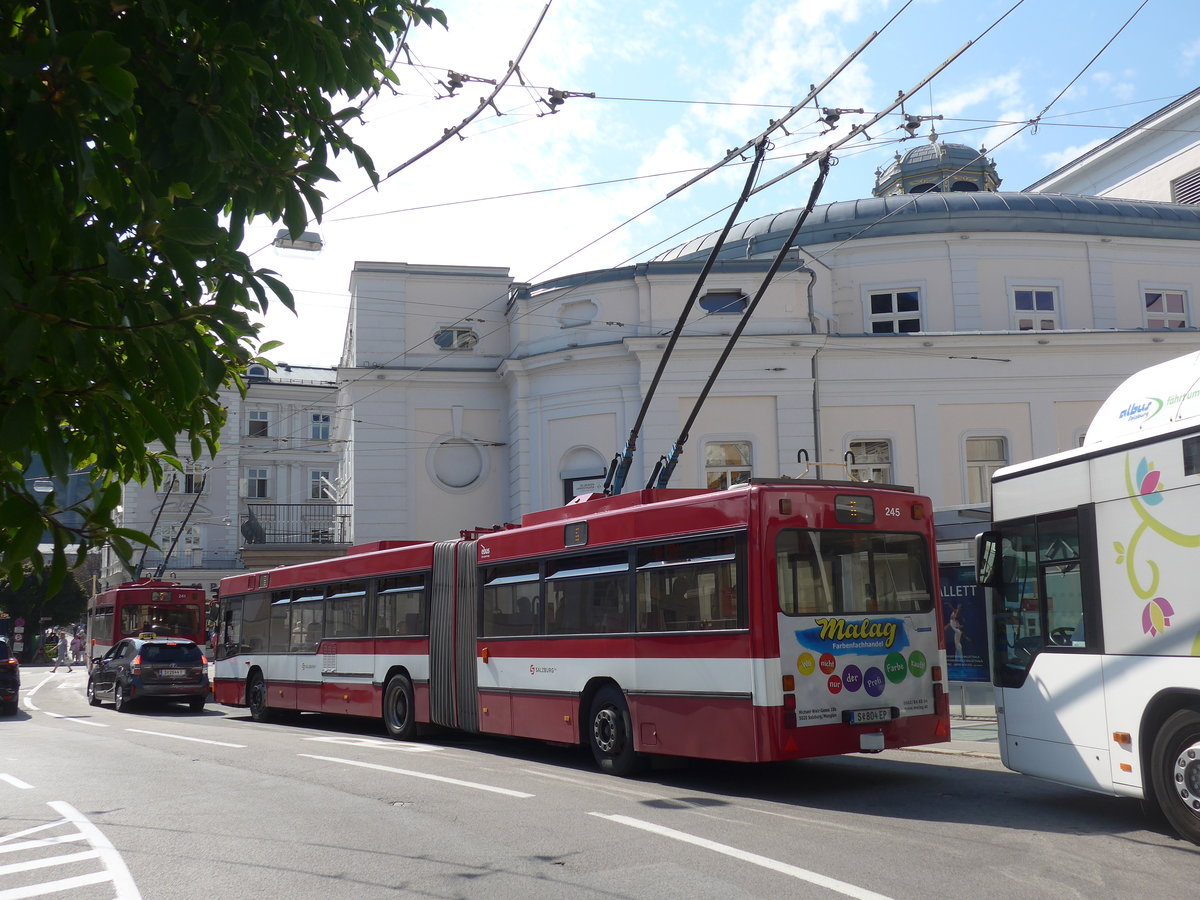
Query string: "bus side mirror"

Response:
xmin=976 ymin=532 xmax=1001 ymax=587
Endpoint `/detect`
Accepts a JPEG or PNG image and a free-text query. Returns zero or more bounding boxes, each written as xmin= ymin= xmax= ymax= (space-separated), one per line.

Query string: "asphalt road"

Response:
xmin=3 ymin=667 xmax=1197 ymax=900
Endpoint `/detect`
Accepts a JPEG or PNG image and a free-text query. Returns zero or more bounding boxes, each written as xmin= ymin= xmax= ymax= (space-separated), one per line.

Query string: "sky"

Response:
xmin=244 ymin=0 xmax=1200 ymax=368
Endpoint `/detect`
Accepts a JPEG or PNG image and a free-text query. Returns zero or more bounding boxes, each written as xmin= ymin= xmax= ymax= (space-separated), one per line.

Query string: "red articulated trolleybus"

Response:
xmin=86 ymin=579 xmax=208 ymax=667
xmin=214 ymin=480 xmax=950 ymax=773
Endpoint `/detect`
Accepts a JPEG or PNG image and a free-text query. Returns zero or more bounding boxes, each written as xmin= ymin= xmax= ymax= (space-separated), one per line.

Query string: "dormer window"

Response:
xmin=433 ymin=327 xmax=478 ymax=350
xmin=247 ymin=364 xmax=269 ymax=382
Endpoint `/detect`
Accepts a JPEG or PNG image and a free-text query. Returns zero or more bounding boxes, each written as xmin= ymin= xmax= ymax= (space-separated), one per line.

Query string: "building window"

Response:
xmin=310 ymin=413 xmax=331 ymax=441
xmin=1144 ymin=289 xmax=1189 ymax=329
xmin=704 ymin=441 xmax=752 ymax=489
xmin=182 ymin=467 xmax=206 ymax=494
xmin=847 ymin=439 xmax=893 ymax=483
xmin=965 ymin=437 xmax=1007 ymax=504
xmin=699 ymin=291 xmax=747 ymax=315
xmin=1013 ymin=287 xmax=1058 ymax=331
xmin=245 ymin=468 xmax=269 ymax=499
xmin=868 ymin=290 xmax=921 ymax=333
xmin=310 ymin=470 xmax=331 ymax=501
xmin=433 ymin=327 xmax=478 ymax=350
xmin=247 ymin=410 xmax=269 ymax=437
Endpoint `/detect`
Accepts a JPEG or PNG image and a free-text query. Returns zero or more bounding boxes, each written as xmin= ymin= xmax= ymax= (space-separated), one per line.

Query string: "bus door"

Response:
xmin=319 ymin=581 xmax=372 ymax=716
xmin=982 ymin=512 xmax=1108 ymax=787
xmin=428 ymin=540 xmax=479 ymax=732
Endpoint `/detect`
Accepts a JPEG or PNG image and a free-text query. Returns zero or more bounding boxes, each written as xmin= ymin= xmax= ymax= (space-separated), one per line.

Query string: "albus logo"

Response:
xmin=1117 ymin=397 xmax=1163 ymax=425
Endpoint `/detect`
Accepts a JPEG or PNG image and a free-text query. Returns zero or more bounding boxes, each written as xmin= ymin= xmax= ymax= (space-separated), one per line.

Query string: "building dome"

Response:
xmin=873 ymin=140 xmax=1001 ymax=196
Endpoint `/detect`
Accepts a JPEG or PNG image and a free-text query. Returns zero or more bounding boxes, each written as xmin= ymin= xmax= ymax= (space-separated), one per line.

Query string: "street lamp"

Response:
xmin=272 ymin=229 xmax=323 ymax=252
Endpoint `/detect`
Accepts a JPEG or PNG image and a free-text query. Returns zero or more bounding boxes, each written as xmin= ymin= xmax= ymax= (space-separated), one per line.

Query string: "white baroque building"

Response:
xmin=338 ymin=139 xmax=1200 ymax=565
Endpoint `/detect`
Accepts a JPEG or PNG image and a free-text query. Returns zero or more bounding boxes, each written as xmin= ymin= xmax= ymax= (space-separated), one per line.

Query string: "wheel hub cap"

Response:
xmin=594 ymin=708 xmax=618 ymax=753
xmin=1172 ymin=740 xmax=1200 ymax=814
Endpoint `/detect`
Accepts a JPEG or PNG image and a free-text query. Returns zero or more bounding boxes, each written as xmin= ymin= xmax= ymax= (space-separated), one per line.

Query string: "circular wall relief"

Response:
xmin=427 ymin=437 xmax=487 ymax=492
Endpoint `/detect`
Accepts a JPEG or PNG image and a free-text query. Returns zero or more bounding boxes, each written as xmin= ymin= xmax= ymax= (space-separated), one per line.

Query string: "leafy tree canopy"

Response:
xmin=0 ymin=1 xmax=445 ymax=588
xmin=0 ymin=567 xmax=88 ymax=661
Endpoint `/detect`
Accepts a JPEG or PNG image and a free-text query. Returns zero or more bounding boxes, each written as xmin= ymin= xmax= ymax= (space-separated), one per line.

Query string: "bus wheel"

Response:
xmin=247 ymin=673 xmax=274 ymax=723
xmin=1151 ymin=709 xmax=1200 ymax=844
xmin=383 ymin=674 xmax=416 ymax=741
xmin=589 ymin=686 xmax=643 ymax=776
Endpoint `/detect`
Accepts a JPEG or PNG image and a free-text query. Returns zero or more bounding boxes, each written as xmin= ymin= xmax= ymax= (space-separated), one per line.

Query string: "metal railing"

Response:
xmin=242 ymin=504 xmax=352 ymax=545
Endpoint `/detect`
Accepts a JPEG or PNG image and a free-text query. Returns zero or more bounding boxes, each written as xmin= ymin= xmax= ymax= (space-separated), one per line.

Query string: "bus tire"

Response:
xmin=383 ymin=674 xmax=416 ymax=741
xmin=247 ymin=672 xmax=274 ymax=723
xmin=588 ymin=686 xmax=643 ymax=776
xmin=1151 ymin=708 xmax=1200 ymax=845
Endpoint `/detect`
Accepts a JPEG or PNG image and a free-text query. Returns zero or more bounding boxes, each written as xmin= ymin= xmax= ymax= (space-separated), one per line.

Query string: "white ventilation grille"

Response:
xmin=1171 ymin=167 xmax=1200 ymax=204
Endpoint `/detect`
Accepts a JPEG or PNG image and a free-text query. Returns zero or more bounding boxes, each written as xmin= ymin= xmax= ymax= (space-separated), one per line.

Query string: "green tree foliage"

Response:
xmin=0 ymin=567 xmax=88 ymax=662
xmin=0 ymin=1 xmax=446 ymax=588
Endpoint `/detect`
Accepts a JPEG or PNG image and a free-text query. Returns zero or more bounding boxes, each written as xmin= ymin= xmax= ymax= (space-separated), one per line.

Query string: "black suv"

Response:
xmin=0 ymin=638 xmax=18 ymax=715
xmin=87 ymin=637 xmax=209 ymax=712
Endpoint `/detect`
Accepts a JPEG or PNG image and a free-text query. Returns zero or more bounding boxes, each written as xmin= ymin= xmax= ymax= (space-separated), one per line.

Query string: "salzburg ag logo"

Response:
xmin=1117 ymin=397 xmax=1163 ymax=424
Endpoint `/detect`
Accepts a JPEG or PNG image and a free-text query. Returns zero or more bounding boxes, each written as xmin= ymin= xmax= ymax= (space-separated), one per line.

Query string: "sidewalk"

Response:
xmin=927 ymin=712 xmax=999 ymax=758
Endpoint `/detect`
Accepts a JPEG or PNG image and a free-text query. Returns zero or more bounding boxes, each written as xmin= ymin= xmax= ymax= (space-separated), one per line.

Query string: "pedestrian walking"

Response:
xmin=50 ymin=631 xmax=72 ymax=673
xmin=70 ymin=632 xmax=85 ymax=665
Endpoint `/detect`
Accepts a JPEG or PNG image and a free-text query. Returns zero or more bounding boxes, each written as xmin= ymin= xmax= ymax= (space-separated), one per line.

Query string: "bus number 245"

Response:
xmin=884 ymin=506 xmax=902 ymax=517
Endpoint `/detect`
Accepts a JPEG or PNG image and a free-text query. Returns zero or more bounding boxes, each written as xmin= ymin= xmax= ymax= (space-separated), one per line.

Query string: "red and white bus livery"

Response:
xmin=86 ymin=579 xmax=208 ymax=666
xmin=214 ymin=480 xmax=950 ymax=772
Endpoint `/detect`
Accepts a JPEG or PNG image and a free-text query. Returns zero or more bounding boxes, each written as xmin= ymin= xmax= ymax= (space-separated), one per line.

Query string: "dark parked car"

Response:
xmin=87 ymin=637 xmax=209 ymax=712
xmin=0 ymin=638 xmax=19 ymax=716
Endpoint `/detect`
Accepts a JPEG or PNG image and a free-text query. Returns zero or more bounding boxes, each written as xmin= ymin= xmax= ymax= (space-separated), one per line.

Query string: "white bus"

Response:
xmin=977 ymin=350 xmax=1200 ymax=844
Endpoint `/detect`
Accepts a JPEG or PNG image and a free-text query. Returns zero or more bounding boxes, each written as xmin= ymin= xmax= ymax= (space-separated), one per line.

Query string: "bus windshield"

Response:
xmin=120 ymin=604 xmax=202 ymax=638
xmin=776 ymin=529 xmax=933 ymax=615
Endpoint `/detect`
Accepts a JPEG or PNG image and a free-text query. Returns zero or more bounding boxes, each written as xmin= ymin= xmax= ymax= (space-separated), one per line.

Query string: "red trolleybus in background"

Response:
xmin=214 ymin=480 xmax=950 ymax=773
xmin=86 ymin=579 xmax=208 ymax=667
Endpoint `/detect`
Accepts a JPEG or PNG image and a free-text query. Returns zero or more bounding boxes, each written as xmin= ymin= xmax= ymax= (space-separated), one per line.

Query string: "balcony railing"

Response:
xmin=242 ymin=504 xmax=352 ymax=545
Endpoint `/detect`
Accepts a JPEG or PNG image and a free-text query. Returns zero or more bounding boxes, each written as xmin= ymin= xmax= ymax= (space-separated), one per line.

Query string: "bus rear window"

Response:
xmin=119 ymin=604 xmax=202 ymax=638
xmin=776 ymin=529 xmax=932 ymax=615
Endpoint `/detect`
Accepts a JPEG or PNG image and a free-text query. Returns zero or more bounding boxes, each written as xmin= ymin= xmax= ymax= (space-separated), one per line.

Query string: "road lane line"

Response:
xmin=589 ymin=813 xmax=895 ymax=900
xmin=43 ymin=712 xmax=107 ymax=728
xmin=0 ymin=834 xmax=87 ymax=854
xmin=0 ymin=822 xmax=70 ymax=845
xmin=47 ymin=801 xmax=141 ymax=899
xmin=0 ymin=868 xmax=112 ymax=899
xmin=299 ymin=754 xmax=535 ymax=798
xmin=0 ymin=775 xmax=33 ymax=790
xmin=124 ymin=729 xmax=244 ymax=748
xmin=0 ymin=849 xmax=101 ymax=877
xmin=521 ymin=768 xmax=668 ymax=799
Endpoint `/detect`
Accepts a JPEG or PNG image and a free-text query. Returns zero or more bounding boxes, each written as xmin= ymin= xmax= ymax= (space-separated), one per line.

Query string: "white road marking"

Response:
xmin=590 ymin=813 xmax=895 ymax=900
xmin=45 ymin=801 xmax=141 ymax=899
xmin=43 ymin=712 xmax=107 ymax=728
xmin=522 ymin=767 xmax=668 ymax=799
xmin=302 ymin=736 xmax=437 ymax=752
xmin=0 ymin=775 xmax=33 ymax=790
xmin=0 ymin=849 xmax=101 ymax=877
xmin=299 ymin=754 xmax=535 ymax=798
xmin=0 ymin=868 xmax=114 ymax=898
xmin=124 ymin=729 xmax=244 ymax=748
